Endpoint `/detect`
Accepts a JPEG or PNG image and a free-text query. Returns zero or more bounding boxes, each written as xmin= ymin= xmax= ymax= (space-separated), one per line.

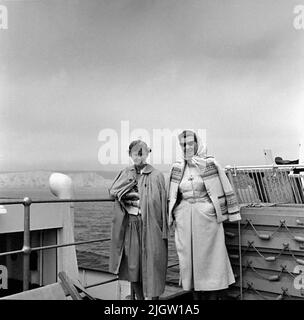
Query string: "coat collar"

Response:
xmin=129 ymin=163 xmax=154 ymax=174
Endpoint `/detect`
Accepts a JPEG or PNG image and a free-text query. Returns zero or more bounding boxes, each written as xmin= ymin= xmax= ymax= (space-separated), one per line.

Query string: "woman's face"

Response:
xmin=130 ymin=145 xmax=149 ymax=166
xmin=179 ymin=133 xmax=198 ymax=160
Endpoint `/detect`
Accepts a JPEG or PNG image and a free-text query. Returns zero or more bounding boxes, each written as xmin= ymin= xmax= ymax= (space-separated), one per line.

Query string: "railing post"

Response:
xmin=237 ymin=220 xmax=243 ymax=300
xmin=225 ymin=165 xmax=237 ymax=193
xmin=22 ymin=197 xmax=32 ymax=291
xmin=226 ymin=165 xmax=243 ymax=300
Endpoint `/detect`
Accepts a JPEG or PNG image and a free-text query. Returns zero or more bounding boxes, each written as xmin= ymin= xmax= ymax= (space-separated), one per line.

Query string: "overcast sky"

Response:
xmin=0 ymin=0 xmax=303 ymax=172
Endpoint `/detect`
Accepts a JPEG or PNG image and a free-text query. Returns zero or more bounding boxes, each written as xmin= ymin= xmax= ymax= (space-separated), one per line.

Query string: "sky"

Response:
xmin=0 ymin=0 xmax=303 ymax=172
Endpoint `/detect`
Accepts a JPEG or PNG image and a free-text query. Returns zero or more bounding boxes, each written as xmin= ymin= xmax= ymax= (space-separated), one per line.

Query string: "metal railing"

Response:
xmin=0 ymin=196 xmax=180 ymax=298
xmin=225 ymin=164 xmax=304 ymax=205
xmin=0 ymin=197 xmax=114 ymax=292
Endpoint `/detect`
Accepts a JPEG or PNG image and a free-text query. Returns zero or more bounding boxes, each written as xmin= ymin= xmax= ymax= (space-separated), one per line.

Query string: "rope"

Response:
xmin=246 ymin=282 xmax=272 ymax=300
xmin=246 ymin=219 xmax=284 ymax=240
xmin=284 ymin=243 xmax=304 ymax=265
xmin=245 ymin=260 xmax=280 ymax=282
xmin=247 ymin=240 xmax=291 ymax=262
xmin=280 ymin=264 xmax=296 ymax=279
xmin=246 ymin=282 xmax=286 ymax=300
xmin=281 ymin=220 xmax=304 ymax=243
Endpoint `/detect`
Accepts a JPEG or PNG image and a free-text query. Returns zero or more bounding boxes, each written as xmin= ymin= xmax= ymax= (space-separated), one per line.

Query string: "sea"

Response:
xmin=0 ymin=186 xmax=180 ymax=284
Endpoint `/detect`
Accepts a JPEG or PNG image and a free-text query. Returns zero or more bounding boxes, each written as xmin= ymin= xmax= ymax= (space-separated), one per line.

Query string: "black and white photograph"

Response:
xmin=0 ymin=0 xmax=304 ymax=307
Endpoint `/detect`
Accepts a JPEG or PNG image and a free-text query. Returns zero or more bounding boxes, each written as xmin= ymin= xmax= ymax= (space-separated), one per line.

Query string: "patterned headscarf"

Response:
xmin=177 ymin=129 xmax=207 ymax=170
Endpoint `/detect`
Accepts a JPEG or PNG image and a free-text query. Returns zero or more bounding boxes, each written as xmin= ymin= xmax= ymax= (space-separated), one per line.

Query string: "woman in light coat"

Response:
xmin=167 ymin=130 xmax=241 ymax=299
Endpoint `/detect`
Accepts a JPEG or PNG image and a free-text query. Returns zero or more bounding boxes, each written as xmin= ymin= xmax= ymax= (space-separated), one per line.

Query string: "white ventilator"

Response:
xmin=48 ymin=172 xmax=78 ymax=280
xmin=49 ymin=172 xmax=74 ymax=199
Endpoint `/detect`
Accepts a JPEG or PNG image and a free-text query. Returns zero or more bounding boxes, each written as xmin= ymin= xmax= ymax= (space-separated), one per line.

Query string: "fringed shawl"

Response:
xmin=168 ymin=157 xmax=241 ymax=227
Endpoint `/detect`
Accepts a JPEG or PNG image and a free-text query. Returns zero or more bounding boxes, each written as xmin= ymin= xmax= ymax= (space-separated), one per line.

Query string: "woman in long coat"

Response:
xmin=167 ymin=130 xmax=241 ymax=299
xmin=109 ymin=140 xmax=168 ymax=299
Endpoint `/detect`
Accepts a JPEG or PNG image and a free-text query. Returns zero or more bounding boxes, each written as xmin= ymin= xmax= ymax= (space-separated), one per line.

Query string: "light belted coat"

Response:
xmin=109 ymin=164 xmax=168 ymax=298
xmin=168 ymin=157 xmax=241 ymax=227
